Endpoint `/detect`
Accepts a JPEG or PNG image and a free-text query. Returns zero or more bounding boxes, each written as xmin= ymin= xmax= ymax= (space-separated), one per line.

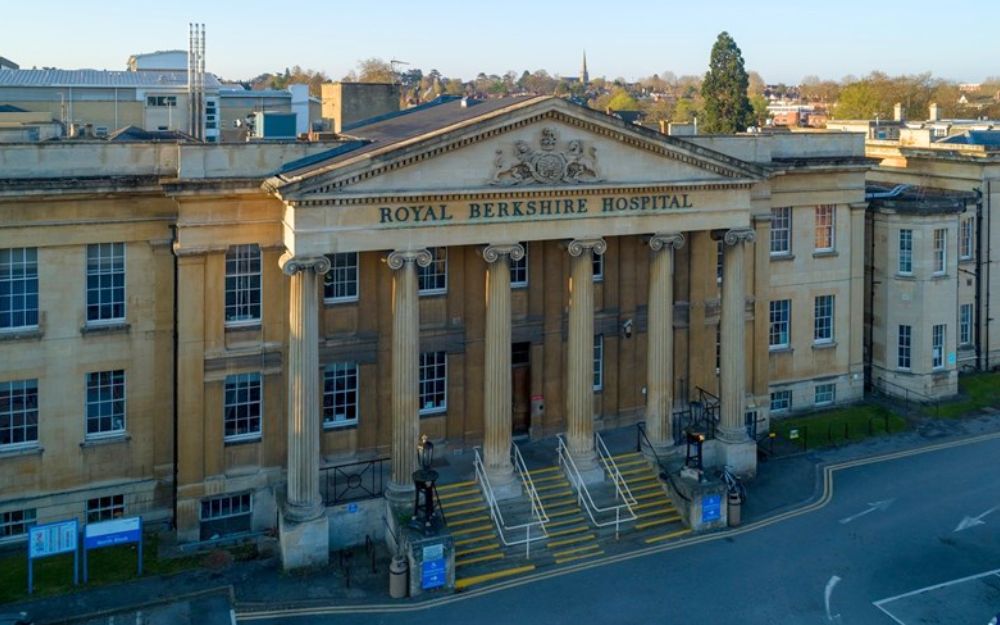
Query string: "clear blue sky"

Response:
xmin=3 ymin=0 xmax=998 ymax=84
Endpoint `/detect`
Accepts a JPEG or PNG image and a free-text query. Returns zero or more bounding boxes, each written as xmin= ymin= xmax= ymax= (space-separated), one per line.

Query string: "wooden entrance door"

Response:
xmin=512 ymin=342 xmax=531 ymax=436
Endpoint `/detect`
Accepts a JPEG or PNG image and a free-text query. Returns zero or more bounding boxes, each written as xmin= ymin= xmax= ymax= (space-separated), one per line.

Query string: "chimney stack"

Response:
xmin=893 ymin=102 xmax=905 ymax=122
xmin=928 ymin=102 xmax=941 ymax=122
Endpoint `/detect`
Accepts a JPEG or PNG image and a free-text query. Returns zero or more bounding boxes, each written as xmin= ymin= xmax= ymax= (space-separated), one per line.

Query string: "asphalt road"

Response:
xmin=240 ymin=433 xmax=1000 ymax=625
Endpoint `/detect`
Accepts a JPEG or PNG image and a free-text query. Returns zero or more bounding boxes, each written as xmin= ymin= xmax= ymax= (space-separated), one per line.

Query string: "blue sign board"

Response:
xmin=83 ymin=516 xmax=143 ymax=583
xmin=701 ymin=494 xmax=722 ymax=523
xmin=421 ymin=544 xmax=447 ymax=590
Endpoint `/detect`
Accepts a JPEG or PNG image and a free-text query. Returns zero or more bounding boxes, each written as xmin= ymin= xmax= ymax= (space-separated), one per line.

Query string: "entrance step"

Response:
xmin=436 ymin=478 xmax=504 ymax=572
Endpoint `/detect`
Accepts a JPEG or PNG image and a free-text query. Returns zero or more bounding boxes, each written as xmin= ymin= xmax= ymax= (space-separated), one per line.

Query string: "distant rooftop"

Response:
xmin=937 ymin=130 xmax=1000 ymax=146
xmin=0 ymin=69 xmax=222 ymax=89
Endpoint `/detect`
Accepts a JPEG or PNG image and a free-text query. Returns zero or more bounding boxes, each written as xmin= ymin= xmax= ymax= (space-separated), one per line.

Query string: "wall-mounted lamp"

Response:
xmin=622 ymin=319 xmax=633 ymax=339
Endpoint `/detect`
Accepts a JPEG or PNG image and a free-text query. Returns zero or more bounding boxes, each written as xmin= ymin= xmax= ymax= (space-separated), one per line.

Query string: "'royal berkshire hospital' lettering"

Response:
xmin=378 ymin=194 xmax=694 ymax=225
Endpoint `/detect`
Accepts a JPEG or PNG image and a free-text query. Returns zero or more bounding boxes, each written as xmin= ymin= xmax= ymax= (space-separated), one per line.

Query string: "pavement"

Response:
xmin=8 ymin=407 xmax=1000 ymax=624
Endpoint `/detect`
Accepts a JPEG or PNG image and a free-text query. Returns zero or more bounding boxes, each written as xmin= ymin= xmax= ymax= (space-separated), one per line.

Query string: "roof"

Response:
xmin=220 ymin=89 xmax=292 ymax=99
xmin=937 ymin=130 xmax=1000 ymax=146
xmin=0 ymin=69 xmax=222 ymax=89
xmin=0 ymin=104 xmax=28 ymax=113
xmin=106 ymin=125 xmax=196 ymax=142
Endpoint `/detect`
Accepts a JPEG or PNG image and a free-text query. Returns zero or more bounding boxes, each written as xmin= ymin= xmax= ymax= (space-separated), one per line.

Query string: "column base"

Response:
xmin=715 ymin=437 xmax=758 ymax=478
xmin=279 ymin=512 xmax=329 ymax=570
xmin=485 ymin=466 xmax=522 ymax=501
xmin=645 ymin=440 xmax=681 ymax=465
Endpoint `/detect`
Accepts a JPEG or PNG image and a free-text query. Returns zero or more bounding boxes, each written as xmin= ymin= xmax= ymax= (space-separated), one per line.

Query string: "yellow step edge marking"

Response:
xmin=447 ymin=514 xmax=490 ymax=527
xmin=618 ymin=468 xmax=650 ymax=476
xmin=635 ymin=515 xmax=683 ymax=530
xmin=631 ymin=500 xmax=669 ymax=511
xmin=544 ymin=516 xmax=585 ymax=528
xmin=629 ymin=484 xmax=665 ymax=494
xmin=555 ymin=550 xmax=605 ymax=564
xmin=455 ymin=543 xmax=501 ymax=558
xmin=450 ymin=523 xmax=495 ymax=536
xmin=547 ymin=507 xmax=583 ymax=518
xmin=614 ymin=459 xmax=648 ymax=468
xmin=644 ymin=528 xmax=693 ymax=544
xmin=552 ymin=543 xmax=602 ymax=558
xmin=455 ymin=565 xmax=536 ymax=590
xmin=453 ymin=533 xmax=498 ymax=546
xmin=548 ymin=533 xmax=596 ymax=548
xmin=545 ymin=525 xmax=588 ymax=538
xmin=539 ymin=496 xmax=577 ymax=507
xmin=436 ymin=480 xmax=477 ymax=491
xmin=439 ymin=497 xmax=485 ymax=509
xmin=527 ymin=466 xmax=561 ymax=475
xmin=625 ymin=474 xmax=657 ymax=483
xmin=611 ymin=452 xmax=641 ymax=460
xmin=442 ymin=507 xmax=488 ymax=519
xmin=533 ymin=481 xmax=570 ymax=492
xmin=635 ymin=507 xmax=677 ymax=519
xmin=437 ymin=489 xmax=481 ymax=501
xmin=455 ymin=552 xmax=505 ymax=567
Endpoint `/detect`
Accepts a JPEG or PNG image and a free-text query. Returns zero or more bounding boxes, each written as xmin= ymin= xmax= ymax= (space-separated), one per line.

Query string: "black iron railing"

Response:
xmin=321 ymin=457 xmax=390 ymax=506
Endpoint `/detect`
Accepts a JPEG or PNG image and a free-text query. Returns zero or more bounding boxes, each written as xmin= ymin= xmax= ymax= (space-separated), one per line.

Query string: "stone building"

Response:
xmin=0 ymin=96 xmax=869 ymax=566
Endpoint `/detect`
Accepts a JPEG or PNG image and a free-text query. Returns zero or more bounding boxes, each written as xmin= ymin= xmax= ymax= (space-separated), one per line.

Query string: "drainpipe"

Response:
xmin=170 ymin=224 xmax=180 ymax=529
xmin=974 ymin=188 xmax=984 ymax=370
xmin=987 ymin=181 xmax=994 ymax=371
xmin=865 ymin=206 xmax=876 ymax=391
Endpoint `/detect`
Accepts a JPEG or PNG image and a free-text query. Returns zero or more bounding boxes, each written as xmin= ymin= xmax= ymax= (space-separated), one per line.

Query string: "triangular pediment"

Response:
xmin=269 ymin=97 xmax=764 ymax=202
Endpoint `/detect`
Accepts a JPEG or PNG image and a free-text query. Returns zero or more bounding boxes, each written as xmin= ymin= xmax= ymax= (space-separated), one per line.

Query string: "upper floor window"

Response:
xmin=225 ymin=244 xmax=261 ymax=325
xmin=0 ymin=248 xmax=38 ymax=331
xmin=814 ymin=205 xmax=835 ymax=252
xmin=145 ymin=95 xmax=177 ymax=107
xmin=898 ymin=325 xmax=912 ymax=370
xmin=323 ymin=252 xmax=358 ymax=304
xmin=86 ymin=370 xmax=126 ymax=438
xmin=86 ymin=243 xmax=125 ymax=323
xmin=932 ymin=324 xmax=946 ymax=370
xmin=511 ymin=243 xmax=528 ymax=288
xmin=960 ymin=219 xmax=973 ymax=260
xmin=769 ymin=300 xmax=791 ymax=349
xmin=593 ymin=334 xmax=604 ymax=391
xmin=716 ymin=239 xmax=724 ymax=284
xmin=223 ymin=372 xmax=262 ymax=442
xmin=960 ymin=303 xmax=973 ymax=346
xmin=814 ymin=295 xmax=835 ymax=344
xmin=933 ymin=229 xmax=947 ymax=275
xmin=771 ymin=207 xmax=791 ymax=255
xmin=898 ymin=229 xmax=913 ymax=275
xmin=418 ymin=248 xmax=448 ymax=295
xmin=419 ymin=351 xmax=447 ymax=414
xmin=592 ymin=251 xmax=604 ymax=282
xmin=323 ymin=362 xmax=358 ymax=428
xmin=0 ymin=379 xmax=38 ymax=450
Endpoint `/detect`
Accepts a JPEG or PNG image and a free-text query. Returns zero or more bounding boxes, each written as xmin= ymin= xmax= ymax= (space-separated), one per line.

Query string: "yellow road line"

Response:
xmin=455 ymin=565 xmax=536 ymax=590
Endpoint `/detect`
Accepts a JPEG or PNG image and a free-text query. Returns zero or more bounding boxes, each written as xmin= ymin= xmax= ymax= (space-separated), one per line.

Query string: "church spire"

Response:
xmin=580 ymin=50 xmax=589 ymax=85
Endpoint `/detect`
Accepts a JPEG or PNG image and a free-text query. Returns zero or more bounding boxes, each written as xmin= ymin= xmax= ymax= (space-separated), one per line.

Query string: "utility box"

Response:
xmin=252 ymin=111 xmax=297 ymax=140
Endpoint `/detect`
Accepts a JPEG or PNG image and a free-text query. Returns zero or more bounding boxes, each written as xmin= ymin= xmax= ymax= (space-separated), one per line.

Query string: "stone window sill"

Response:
xmin=81 ymin=323 xmax=130 ymax=336
xmin=323 ymin=298 xmax=359 ymax=307
xmin=769 ymin=346 xmax=794 ymax=354
xmin=812 ymin=250 xmax=839 ymax=259
xmin=812 ymin=341 xmax=838 ymax=350
xmin=770 ymin=253 xmax=795 ymax=262
xmin=224 ymin=436 xmax=262 ymax=446
xmin=0 ymin=329 xmax=44 ymax=342
xmin=80 ymin=434 xmax=130 ymax=448
xmin=323 ymin=422 xmax=358 ymax=431
xmin=225 ymin=323 xmax=262 ymax=333
xmin=895 ymin=273 xmax=916 ymax=281
xmin=0 ymin=444 xmax=43 ymax=459
xmin=419 ymin=410 xmax=447 ymax=418
xmin=932 ymin=273 xmax=950 ymax=281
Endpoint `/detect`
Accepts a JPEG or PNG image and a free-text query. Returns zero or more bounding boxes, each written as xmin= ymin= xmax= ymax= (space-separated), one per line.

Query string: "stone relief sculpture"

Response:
xmin=491 ymin=127 xmax=602 ymax=186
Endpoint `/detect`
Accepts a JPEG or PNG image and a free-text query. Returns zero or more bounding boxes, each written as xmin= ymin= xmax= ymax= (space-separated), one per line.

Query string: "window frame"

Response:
xmin=815 ymin=383 xmax=836 ymax=406
xmin=199 ymin=493 xmax=253 ymax=521
xmin=224 ymin=244 xmax=262 ymax=326
xmin=418 ymin=247 xmax=448 ymax=295
xmin=898 ymin=325 xmax=912 ymax=370
xmin=418 ymin=351 xmax=448 ymax=415
xmin=86 ymin=242 xmax=126 ymax=325
xmin=323 ymin=252 xmax=359 ymax=304
xmin=593 ymin=334 xmax=604 ymax=391
xmin=770 ymin=206 xmax=791 ymax=256
xmin=85 ymin=370 xmax=126 ymax=440
xmin=86 ymin=494 xmax=124 ymax=523
xmin=933 ymin=228 xmax=947 ymax=275
xmin=223 ymin=372 xmax=263 ymax=443
xmin=813 ymin=294 xmax=835 ymax=344
xmin=960 ymin=219 xmax=973 ymax=260
xmin=0 ymin=508 xmax=36 ymax=543
xmin=323 ymin=362 xmax=358 ymax=428
xmin=960 ymin=303 xmax=973 ymax=346
xmin=769 ymin=299 xmax=791 ymax=350
xmin=592 ymin=251 xmax=604 ymax=282
xmin=770 ymin=390 xmax=792 ymax=413
xmin=0 ymin=379 xmax=39 ymax=450
xmin=932 ymin=324 xmax=946 ymax=370
xmin=0 ymin=247 xmax=39 ymax=332
xmin=898 ymin=229 xmax=913 ymax=275
xmin=814 ymin=205 xmax=836 ymax=252
xmin=510 ymin=242 xmax=528 ymax=288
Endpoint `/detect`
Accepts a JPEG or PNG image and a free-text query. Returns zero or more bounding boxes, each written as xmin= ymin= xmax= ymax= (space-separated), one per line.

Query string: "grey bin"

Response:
xmin=389 ymin=555 xmax=409 ymax=598
xmin=727 ymin=492 xmax=742 ymax=527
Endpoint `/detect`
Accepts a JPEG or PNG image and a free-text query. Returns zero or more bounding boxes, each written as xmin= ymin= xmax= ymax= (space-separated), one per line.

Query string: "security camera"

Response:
xmin=622 ymin=319 xmax=633 ymax=339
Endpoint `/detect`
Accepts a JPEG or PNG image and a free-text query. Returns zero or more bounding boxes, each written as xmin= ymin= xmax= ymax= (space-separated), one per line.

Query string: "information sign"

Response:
xmin=82 ymin=516 xmax=143 ymax=583
xmin=421 ymin=544 xmax=447 ymax=590
xmin=701 ymin=494 xmax=722 ymax=523
xmin=27 ymin=519 xmax=79 ymax=594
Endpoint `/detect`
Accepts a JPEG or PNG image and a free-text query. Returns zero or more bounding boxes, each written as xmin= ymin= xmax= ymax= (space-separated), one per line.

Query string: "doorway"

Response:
xmin=512 ymin=342 xmax=531 ymax=436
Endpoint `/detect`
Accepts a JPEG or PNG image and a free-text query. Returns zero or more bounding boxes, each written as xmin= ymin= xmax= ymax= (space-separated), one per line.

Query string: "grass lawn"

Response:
xmin=0 ymin=533 xmax=249 ymax=605
xmin=930 ymin=372 xmax=1000 ymax=418
xmin=771 ymin=403 xmax=907 ymax=450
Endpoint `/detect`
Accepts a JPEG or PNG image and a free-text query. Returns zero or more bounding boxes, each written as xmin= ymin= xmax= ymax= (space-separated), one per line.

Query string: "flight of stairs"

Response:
xmin=526 ymin=466 xmax=604 ymax=565
xmin=605 ymin=451 xmax=691 ymax=543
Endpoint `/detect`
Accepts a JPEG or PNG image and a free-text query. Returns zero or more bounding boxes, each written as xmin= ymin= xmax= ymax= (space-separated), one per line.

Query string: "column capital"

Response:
xmin=279 ymin=253 xmax=331 ymax=277
xmin=649 ymin=232 xmax=685 ymax=252
xmin=723 ymin=228 xmax=757 ymax=246
xmin=482 ymin=243 xmax=525 ymax=263
xmin=567 ymin=237 xmax=607 ymax=257
xmin=386 ymin=249 xmax=433 ymax=270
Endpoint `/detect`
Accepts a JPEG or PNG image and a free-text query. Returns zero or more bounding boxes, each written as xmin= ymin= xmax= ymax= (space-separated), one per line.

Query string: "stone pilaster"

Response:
xmin=718 ymin=228 xmax=758 ymax=476
xmin=279 ymin=252 xmax=331 ymax=570
xmin=482 ymin=243 xmax=524 ymax=499
xmin=386 ymin=249 xmax=432 ymax=500
xmin=566 ymin=238 xmax=605 ymax=478
xmin=646 ymin=233 xmax=684 ymax=456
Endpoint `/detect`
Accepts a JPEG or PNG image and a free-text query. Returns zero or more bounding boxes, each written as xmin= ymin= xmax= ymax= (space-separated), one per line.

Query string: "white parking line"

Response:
xmin=873 ymin=568 xmax=1000 ymax=624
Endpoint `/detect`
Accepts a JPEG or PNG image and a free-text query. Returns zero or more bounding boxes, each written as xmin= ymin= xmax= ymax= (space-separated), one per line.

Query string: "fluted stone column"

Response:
xmin=279 ymin=253 xmax=330 ymax=570
xmin=718 ymin=228 xmax=758 ymax=476
xmin=386 ymin=249 xmax=432 ymax=499
xmin=646 ymin=233 xmax=685 ymax=456
xmin=566 ymin=238 xmax=606 ymax=477
xmin=482 ymin=244 xmax=524 ymax=498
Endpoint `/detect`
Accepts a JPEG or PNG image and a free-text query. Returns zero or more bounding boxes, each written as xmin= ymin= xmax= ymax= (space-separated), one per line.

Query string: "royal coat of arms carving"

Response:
xmin=490 ymin=128 xmax=602 ymax=186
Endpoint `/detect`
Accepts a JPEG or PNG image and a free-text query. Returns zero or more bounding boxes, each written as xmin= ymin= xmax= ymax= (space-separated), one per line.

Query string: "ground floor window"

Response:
xmin=770 ymin=390 xmax=792 ymax=413
xmin=199 ymin=492 xmax=253 ymax=540
xmin=419 ymin=351 xmax=447 ymax=415
xmin=87 ymin=494 xmax=124 ymax=523
xmin=815 ymin=383 xmax=836 ymax=406
xmin=593 ymin=334 xmax=604 ymax=391
xmin=224 ymin=372 xmax=262 ymax=442
xmin=0 ymin=508 xmax=35 ymax=542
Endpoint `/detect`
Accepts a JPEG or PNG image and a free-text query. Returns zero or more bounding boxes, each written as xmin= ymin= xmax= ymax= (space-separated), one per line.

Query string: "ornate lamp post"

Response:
xmin=409 ymin=435 xmax=443 ymax=535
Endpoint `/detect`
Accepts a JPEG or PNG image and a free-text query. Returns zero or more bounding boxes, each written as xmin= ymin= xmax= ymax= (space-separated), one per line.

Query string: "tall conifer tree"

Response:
xmin=701 ymin=32 xmax=755 ymax=134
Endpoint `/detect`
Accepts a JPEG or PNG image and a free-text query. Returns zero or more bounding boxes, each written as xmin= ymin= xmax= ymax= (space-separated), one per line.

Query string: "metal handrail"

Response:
xmin=595 ymin=432 xmax=639 ymax=509
xmin=472 ymin=447 xmax=548 ymax=557
xmin=635 ymin=422 xmax=665 ymax=468
xmin=556 ymin=434 xmax=637 ymax=540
